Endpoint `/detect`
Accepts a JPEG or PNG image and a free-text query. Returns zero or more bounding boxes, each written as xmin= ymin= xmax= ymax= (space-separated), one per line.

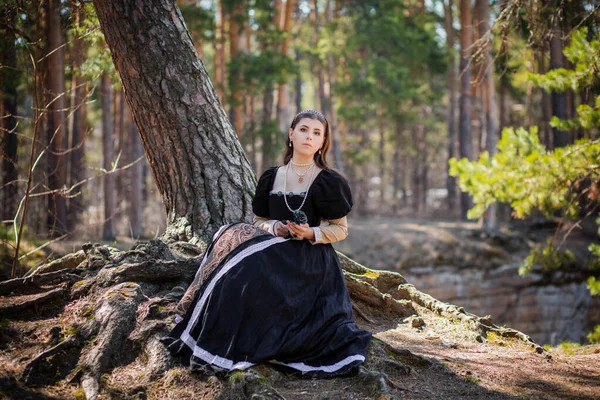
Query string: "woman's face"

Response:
xmin=289 ymin=118 xmax=325 ymax=158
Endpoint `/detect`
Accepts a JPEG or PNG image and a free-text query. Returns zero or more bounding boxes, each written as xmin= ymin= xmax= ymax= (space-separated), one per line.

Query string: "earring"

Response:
xmin=318 ymin=149 xmax=322 ymax=155
xmin=289 ymin=141 xmax=292 ymax=147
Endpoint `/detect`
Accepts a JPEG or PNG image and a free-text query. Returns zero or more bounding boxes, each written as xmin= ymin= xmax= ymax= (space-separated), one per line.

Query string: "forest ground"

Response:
xmin=1 ymin=217 xmax=599 ymax=399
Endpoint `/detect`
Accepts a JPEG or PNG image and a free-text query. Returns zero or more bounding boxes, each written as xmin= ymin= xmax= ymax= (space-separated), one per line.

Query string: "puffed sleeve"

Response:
xmin=313 ymin=169 xmax=353 ymax=220
xmin=252 ymin=166 xmax=278 ymax=218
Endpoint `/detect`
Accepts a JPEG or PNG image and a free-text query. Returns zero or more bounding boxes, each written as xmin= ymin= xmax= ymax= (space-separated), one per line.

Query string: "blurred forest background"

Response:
xmin=1 ymin=0 xmax=599 ymax=344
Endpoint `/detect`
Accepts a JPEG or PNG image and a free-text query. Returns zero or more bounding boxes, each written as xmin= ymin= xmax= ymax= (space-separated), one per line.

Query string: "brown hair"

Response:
xmin=282 ymin=110 xmax=330 ymax=169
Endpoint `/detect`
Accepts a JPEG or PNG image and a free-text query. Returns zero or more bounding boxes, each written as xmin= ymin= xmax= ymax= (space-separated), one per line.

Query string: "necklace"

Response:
xmin=290 ymin=159 xmax=314 ymax=167
xmin=283 ymin=163 xmax=316 ymax=214
xmin=289 ymin=163 xmax=314 ymax=182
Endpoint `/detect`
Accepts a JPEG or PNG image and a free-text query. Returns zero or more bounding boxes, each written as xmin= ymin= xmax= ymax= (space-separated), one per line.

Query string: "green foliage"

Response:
xmin=588 ymin=277 xmax=600 ymax=296
xmin=587 ymin=325 xmax=600 ymax=344
xmin=528 ymin=28 xmax=600 ymax=133
xmin=519 ymin=237 xmax=576 ymax=276
xmin=528 ymin=28 xmax=600 ymax=93
xmin=227 ymin=50 xmax=297 ymax=94
xmin=449 ymin=127 xmax=600 ymax=220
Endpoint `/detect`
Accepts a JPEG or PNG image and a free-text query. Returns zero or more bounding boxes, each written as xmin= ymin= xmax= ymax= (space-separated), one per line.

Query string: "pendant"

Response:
xmin=298 ymin=177 xmax=304 ymax=183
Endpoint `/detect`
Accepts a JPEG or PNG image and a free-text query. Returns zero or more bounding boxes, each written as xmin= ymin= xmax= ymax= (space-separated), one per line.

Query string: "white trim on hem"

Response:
xmin=270 ymin=354 xmax=365 ymax=373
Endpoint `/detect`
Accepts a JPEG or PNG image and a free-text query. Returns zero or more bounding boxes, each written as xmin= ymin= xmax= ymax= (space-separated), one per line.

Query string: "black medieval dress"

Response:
xmin=162 ymin=166 xmax=372 ymax=377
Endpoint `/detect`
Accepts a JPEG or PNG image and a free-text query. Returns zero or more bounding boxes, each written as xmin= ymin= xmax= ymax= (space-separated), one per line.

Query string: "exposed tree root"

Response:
xmin=22 ymin=335 xmax=80 ymax=384
xmin=0 ymin=286 xmax=65 ymax=317
xmin=357 ymin=366 xmax=396 ymax=399
xmin=27 ymin=251 xmax=87 ymax=276
xmin=352 ymin=302 xmax=375 ymax=323
xmin=95 ymin=258 xmax=200 ymax=287
xmin=0 ymin=269 xmax=83 ymax=296
xmin=345 ymin=274 xmax=414 ymax=318
xmin=397 ymin=283 xmax=541 ymax=349
xmin=227 ymin=369 xmax=287 ymax=400
xmin=340 ymin=252 xmax=540 ymax=349
xmin=382 ymin=342 xmax=432 ymax=368
xmin=78 ymin=282 xmax=146 ymax=400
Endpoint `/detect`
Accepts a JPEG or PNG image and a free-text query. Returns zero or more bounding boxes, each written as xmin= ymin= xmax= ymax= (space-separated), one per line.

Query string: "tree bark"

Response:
xmin=276 ymin=0 xmax=296 ymax=145
xmin=214 ymin=0 xmax=226 ymax=108
xmin=261 ymin=84 xmax=275 ymax=172
xmin=101 ymin=74 xmax=116 ymax=241
xmin=45 ymin=0 xmax=68 ymax=236
xmin=444 ymin=0 xmax=457 ymax=214
xmin=549 ymin=0 xmax=568 ymax=148
xmin=326 ymin=0 xmax=343 ymax=172
xmin=458 ymin=0 xmax=474 ymax=220
xmin=229 ymin=0 xmax=245 ymax=137
xmin=92 ymin=0 xmax=255 ymax=244
xmin=294 ymin=49 xmax=303 ymax=113
xmin=1 ymin=6 xmax=19 ymax=222
xmin=68 ymin=4 xmax=89 ymax=231
xmin=114 ymin=88 xmax=127 ymax=205
xmin=129 ymin=110 xmax=143 ymax=238
xmin=475 ymin=0 xmax=498 ymax=230
xmin=29 ymin=0 xmax=48 ymax=236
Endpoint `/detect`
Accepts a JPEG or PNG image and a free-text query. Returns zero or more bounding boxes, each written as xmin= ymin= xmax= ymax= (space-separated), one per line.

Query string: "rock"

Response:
xmin=475 ymin=335 xmax=484 ymax=343
xmin=442 ymin=340 xmax=458 ymax=349
xmin=411 ymin=317 xmax=425 ymax=328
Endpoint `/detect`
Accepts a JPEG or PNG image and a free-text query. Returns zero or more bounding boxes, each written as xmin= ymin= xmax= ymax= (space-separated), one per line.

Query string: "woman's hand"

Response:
xmin=286 ymin=222 xmax=315 ymax=241
xmin=273 ymin=221 xmax=290 ymax=238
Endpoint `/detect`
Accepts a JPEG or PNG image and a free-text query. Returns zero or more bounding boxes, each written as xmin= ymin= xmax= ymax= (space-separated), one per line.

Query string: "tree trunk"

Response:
xmin=536 ymin=49 xmax=552 ymax=148
xmin=68 ymin=5 xmax=89 ymax=231
xmin=229 ymin=1 xmax=244 ymax=137
xmin=475 ymin=0 xmax=498 ymax=230
xmin=295 ymin=49 xmax=303 ymax=113
xmin=549 ymin=1 xmax=568 ymax=149
xmin=444 ymin=0 xmax=457 ymax=214
xmin=326 ymin=0 xmax=343 ymax=172
xmin=129 ymin=109 xmax=143 ymax=238
xmin=45 ymin=0 xmax=68 ymax=236
xmin=214 ymin=0 xmax=226 ymax=108
xmin=29 ymin=0 xmax=48 ymax=236
xmin=1 ymin=6 xmax=19 ymax=222
xmin=378 ymin=112 xmax=385 ymax=207
xmin=101 ymin=74 xmax=116 ymax=241
xmin=114 ymin=88 xmax=127 ymax=204
xmin=458 ymin=0 xmax=474 ymax=220
xmin=276 ymin=0 xmax=296 ymax=145
xmin=261 ymin=84 xmax=275 ymax=172
xmin=93 ymin=0 xmax=256 ymax=244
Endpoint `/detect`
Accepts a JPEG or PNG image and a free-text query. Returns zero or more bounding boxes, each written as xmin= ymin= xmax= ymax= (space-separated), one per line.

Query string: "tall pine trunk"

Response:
xmin=444 ymin=0 xmax=457 ymax=213
xmin=101 ymin=74 xmax=116 ymax=240
xmin=68 ymin=5 xmax=89 ymax=231
xmin=46 ymin=0 xmax=68 ymax=236
xmin=214 ymin=1 xmax=226 ymax=107
xmin=129 ymin=109 xmax=144 ymax=238
xmin=475 ymin=0 xmax=498 ymax=230
xmin=229 ymin=1 xmax=244 ymax=136
xmin=458 ymin=0 xmax=474 ymax=220
xmin=1 ymin=7 xmax=19 ymax=222
xmin=549 ymin=0 xmax=568 ymax=148
xmin=276 ymin=0 xmax=295 ymax=147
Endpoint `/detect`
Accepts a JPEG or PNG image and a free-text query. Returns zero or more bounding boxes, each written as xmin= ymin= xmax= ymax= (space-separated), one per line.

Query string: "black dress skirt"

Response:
xmin=162 ymin=167 xmax=372 ymax=377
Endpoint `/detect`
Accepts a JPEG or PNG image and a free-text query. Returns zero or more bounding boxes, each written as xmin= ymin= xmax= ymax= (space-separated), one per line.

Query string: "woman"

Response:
xmin=162 ymin=110 xmax=371 ymax=377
